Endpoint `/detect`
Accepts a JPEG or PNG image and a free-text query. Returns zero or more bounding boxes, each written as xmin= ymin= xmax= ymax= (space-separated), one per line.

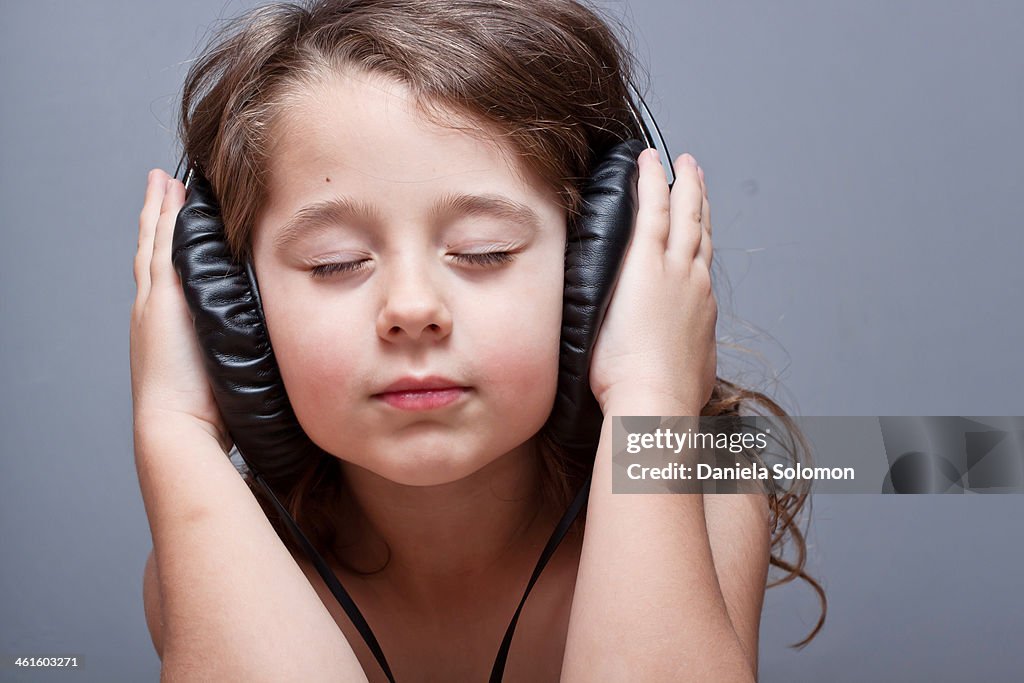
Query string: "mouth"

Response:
xmin=372 ymin=374 xmax=470 ymax=411
xmin=372 ymin=387 xmax=469 ymax=411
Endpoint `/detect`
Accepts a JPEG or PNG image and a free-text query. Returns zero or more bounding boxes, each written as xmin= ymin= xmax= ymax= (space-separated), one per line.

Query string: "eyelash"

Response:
xmin=309 ymin=251 xmax=517 ymax=279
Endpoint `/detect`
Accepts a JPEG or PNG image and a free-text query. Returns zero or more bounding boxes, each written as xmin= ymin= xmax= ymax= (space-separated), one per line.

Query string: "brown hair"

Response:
xmin=176 ymin=0 xmax=825 ymax=647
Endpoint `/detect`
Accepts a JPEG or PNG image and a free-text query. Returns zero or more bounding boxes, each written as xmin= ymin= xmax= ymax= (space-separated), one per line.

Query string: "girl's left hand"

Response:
xmin=589 ymin=149 xmax=717 ymax=415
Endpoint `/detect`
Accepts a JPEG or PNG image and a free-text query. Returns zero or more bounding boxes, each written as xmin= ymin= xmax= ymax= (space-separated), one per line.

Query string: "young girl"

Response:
xmin=130 ymin=1 xmax=823 ymax=680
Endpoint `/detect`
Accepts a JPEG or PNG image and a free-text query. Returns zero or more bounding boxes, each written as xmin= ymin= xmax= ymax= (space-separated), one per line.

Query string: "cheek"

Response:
xmin=259 ymin=281 xmax=369 ymax=437
xmin=472 ymin=266 xmax=564 ymax=418
xmin=482 ymin=336 xmax=559 ymax=428
xmin=275 ymin=327 xmax=362 ymax=403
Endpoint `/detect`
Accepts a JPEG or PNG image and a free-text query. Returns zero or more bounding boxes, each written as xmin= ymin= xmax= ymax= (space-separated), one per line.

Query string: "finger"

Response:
xmin=150 ymin=178 xmax=185 ymax=288
xmin=698 ymin=191 xmax=713 ymax=268
xmin=634 ymin=147 xmax=672 ymax=252
xmin=666 ymin=153 xmax=704 ymax=259
xmin=135 ymin=169 xmax=168 ymax=300
xmin=697 ymin=164 xmax=710 ymax=236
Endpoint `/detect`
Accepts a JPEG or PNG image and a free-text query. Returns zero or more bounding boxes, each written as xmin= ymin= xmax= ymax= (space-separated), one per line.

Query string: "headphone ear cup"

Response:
xmin=545 ymin=138 xmax=648 ymax=460
xmin=171 ymin=167 xmax=326 ymax=485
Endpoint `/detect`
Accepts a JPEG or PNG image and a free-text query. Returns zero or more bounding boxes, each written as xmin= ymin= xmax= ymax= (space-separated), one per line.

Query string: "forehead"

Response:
xmin=265 ymin=70 xmax=537 ymax=201
xmin=252 ymin=70 xmax=566 ymax=255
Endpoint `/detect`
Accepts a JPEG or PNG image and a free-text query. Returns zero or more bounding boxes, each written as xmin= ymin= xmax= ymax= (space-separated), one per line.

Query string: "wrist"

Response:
xmin=602 ymin=391 xmax=703 ymax=420
xmin=134 ymin=410 xmax=233 ymax=457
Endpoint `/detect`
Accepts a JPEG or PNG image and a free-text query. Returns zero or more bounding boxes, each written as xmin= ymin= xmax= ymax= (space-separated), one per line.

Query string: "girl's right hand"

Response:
xmin=130 ymin=169 xmax=233 ymax=453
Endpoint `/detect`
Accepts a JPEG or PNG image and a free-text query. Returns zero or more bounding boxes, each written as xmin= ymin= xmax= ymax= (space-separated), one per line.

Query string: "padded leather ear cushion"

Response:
xmin=171 ymin=172 xmax=327 ymax=485
xmin=171 ymin=138 xmax=646 ymax=483
xmin=544 ymin=138 xmax=647 ymax=459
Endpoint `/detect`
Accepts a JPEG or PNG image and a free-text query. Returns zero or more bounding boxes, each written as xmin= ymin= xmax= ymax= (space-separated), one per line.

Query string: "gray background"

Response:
xmin=1 ymin=0 xmax=1021 ymax=680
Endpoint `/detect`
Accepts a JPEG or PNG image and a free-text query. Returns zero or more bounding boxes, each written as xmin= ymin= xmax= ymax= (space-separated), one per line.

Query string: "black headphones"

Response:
xmin=171 ymin=82 xmax=674 ymax=682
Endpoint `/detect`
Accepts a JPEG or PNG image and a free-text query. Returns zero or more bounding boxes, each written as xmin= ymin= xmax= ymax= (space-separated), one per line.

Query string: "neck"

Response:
xmin=334 ymin=438 xmax=562 ymax=612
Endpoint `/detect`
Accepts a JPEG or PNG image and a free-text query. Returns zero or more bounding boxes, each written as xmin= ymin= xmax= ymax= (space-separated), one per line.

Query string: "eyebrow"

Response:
xmin=272 ymin=191 xmax=544 ymax=251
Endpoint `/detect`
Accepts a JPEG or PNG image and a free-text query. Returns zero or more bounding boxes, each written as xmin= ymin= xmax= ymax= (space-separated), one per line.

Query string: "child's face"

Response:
xmin=251 ymin=70 xmax=567 ymax=486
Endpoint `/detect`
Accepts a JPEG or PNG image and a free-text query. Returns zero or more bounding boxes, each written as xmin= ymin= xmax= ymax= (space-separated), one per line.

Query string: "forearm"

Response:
xmin=135 ymin=421 xmax=368 ymax=682
xmin=561 ymin=400 xmax=755 ymax=683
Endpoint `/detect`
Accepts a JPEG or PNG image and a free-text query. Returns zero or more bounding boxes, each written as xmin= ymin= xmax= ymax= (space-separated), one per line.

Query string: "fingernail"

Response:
xmin=686 ymin=154 xmax=697 ymax=168
xmin=697 ymin=165 xmax=705 ymax=182
xmin=166 ymin=178 xmax=175 ymax=191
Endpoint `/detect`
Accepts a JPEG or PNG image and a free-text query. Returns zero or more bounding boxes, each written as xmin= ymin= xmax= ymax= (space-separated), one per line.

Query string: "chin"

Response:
xmin=323 ymin=432 xmax=507 ymax=485
xmin=337 ymin=440 xmax=506 ymax=488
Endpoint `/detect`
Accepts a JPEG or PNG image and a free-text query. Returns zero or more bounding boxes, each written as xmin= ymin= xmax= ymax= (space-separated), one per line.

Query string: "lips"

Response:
xmin=375 ymin=375 xmax=466 ymax=395
xmin=373 ymin=375 xmax=469 ymax=411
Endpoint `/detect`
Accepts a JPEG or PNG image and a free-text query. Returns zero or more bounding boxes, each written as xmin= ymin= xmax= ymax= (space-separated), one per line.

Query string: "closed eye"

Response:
xmin=450 ymin=251 xmax=516 ymax=267
xmin=308 ymin=251 xmax=517 ymax=280
xmin=310 ymin=260 xmax=369 ymax=279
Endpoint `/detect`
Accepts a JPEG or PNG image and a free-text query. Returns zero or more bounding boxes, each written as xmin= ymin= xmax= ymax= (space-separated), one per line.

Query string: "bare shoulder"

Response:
xmin=142 ymin=548 xmax=164 ymax=660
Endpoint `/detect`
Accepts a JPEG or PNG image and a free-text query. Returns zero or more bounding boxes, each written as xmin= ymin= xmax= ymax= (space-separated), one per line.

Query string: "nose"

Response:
xmin=375 ymin=258 xmax=453 ymax=343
